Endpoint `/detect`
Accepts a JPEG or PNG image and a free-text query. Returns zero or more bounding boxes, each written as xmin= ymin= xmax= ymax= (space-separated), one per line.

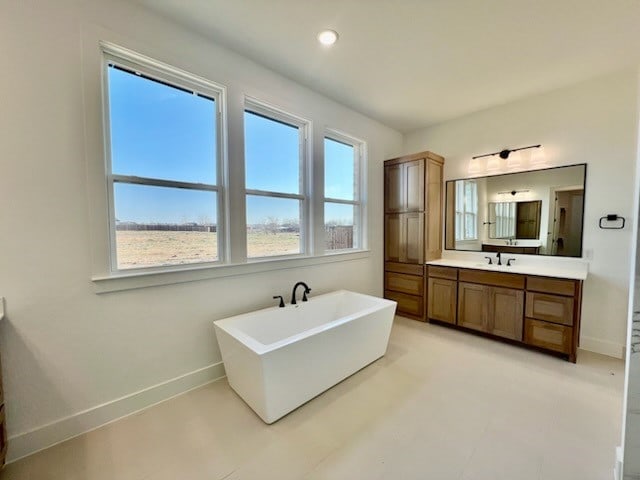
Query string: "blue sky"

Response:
xmin=109 ymin=66 xmax=354 ymax=225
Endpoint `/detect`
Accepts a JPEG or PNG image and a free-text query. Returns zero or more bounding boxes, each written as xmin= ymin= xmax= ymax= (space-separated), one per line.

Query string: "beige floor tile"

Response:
xmin=1 ymin=317 xmax=624 ymax=480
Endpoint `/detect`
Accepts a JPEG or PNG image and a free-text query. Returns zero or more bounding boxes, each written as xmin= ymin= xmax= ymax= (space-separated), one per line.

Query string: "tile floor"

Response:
xmin=1 ymin=316 xmax=624 ymax=480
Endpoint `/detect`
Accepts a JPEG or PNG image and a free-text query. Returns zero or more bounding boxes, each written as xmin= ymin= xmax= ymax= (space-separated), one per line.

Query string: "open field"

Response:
xmin=115 ymin=231 xmax=300 ymax=269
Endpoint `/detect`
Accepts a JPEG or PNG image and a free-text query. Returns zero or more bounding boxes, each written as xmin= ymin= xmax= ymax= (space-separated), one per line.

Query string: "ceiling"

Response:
xmin=134 ymin=0 xmax=640 ymax=133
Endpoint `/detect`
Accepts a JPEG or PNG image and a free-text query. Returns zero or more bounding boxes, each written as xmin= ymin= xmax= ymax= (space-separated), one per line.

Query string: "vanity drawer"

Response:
xmin=428 ymin=265 xmax=458 ymax=280
xmin=524 ymin=318 xmax=573 ymax=354
xmin=458 ymin=269 xmax=525 ymax=289
xmin=385 ymin=272 xmax=424 ymax=296
xmin=527 ymin=276 xmax=577 ymax=297
xmin=525 ymin=292 xmax=574 ymax=326
xmin=385 ymin=290 xmax=424 ymax=318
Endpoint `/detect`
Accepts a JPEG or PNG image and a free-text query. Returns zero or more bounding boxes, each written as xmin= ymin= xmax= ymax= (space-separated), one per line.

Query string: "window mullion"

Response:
xmin=245 ymin=189 xmax=304 ymax=200
xmin=111 ymin=174 xmax=218 ymax=192
xmin=324 ymin=197 xmax=357 ymax=206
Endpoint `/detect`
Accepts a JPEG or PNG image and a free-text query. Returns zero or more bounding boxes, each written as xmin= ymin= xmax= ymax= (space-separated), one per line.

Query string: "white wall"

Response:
xmin=405 ymin=70 xmax=640 ymax=359
xmin=0 ymin=0 xmax=402 ymax=460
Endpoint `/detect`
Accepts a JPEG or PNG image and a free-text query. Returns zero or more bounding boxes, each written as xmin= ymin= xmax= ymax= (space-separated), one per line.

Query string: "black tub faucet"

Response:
xmin=496 ymin=252 xmax=502 ymax=265
xmin=291 ymin=282 xmax=311 ymax=305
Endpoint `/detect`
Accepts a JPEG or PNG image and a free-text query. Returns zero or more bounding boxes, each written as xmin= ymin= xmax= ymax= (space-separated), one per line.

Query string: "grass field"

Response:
xmin=116 ymin=230 xmax=300 ymax=269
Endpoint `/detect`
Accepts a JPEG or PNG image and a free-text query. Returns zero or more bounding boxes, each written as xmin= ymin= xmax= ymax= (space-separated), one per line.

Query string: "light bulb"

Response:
xmin=317 ymin=30 xmax=339 ymax=46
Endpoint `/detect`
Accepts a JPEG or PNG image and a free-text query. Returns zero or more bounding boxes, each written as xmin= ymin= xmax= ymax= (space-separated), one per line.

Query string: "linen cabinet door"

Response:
xmin=457 ymin=282 xmax=488 ymax=332
xmin=404 ymin=159 xmax=425 ymax=212
xmin=385 ymin=164 xmax=404 ymax=213
xmin=385 ymin=214 xmax=403 ymax=263
xmin=403 ymin=212 xmax=424 ymax=264
xmin=488 ymin=287 xmax=524 ymax=341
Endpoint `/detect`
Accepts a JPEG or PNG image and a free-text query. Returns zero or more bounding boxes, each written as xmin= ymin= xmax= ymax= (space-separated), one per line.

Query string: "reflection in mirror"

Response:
xmin=445 ymin=164 xmax=586 ymax=257
xmin=488 ymin=201 xmax=541 ymax=240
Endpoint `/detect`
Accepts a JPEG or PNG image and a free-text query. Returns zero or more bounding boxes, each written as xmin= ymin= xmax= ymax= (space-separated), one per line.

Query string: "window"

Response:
xmin=493 ymin=202 xmax=516 ymax=238
xmin=244 ymin=101 xmax=308 ymax=258
xmin=455 ymin=180 xmax=478 ymax=241
xmin=104 ymin=49 xmax=224 ymax=271
xmin=324 ymin=133 xmax=364 ymax=251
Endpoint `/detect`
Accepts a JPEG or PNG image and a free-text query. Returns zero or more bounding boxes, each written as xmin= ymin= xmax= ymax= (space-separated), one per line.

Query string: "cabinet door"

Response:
xmin=457 ymin=282 xmax=488 ymax=332
xmin=385 ymin=213 xmax=424 ymax=264
xmin=404 ymin=212 xmax=424 ymax=264
xmin=385 ymin=164 xmax=404 ymax=213
xmin=404 ymin=159 xmax=425 ymax=212
xmin=428 ymin=277 xmax=457 ymax=324
xmin=425 ymin=159 xmax=443 ymax=261
xmin=385 ymin=214 xmax=402 ymax=263
xmin=488 ymin=287 xmax=524 ymax=341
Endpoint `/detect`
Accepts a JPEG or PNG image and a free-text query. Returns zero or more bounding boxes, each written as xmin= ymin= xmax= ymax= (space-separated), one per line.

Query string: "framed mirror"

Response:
xmin=445 ymin=164 xmax=587 ymax=257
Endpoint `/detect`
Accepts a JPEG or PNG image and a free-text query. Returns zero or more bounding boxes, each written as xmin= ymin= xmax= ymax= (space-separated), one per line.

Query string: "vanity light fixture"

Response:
xmin=472 ymin=144 xmax=542 ymax=160
xmin=317 ymin=29 xmax=339 ymax=46
xmin=498 ymin=189 xmax=530 ymax=196
xmin=486 ymin=157 xmax=501 ymax=170
xmin=530 ymin=146 xmax=547 ymax=164
xmin=506 ymin=150 xmax=522 ymax=169
xmin=468 ymin=158 xmax=482 ymax=174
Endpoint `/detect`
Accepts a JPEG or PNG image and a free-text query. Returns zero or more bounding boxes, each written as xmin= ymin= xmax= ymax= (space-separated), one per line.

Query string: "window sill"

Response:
xmin=92 ymin=249 xmax=371 ymax=294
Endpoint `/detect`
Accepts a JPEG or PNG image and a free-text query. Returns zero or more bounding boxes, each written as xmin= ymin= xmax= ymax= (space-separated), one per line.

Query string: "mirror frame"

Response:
xmin=444 ymin=163 xmax=588 ymax=257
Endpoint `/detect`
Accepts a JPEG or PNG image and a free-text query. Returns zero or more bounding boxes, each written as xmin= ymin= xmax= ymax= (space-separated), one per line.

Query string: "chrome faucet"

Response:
xmin=496 ymin=252 xmax=502 ymax=266
xmin=291 ymin=282 xmax=311 ymax=305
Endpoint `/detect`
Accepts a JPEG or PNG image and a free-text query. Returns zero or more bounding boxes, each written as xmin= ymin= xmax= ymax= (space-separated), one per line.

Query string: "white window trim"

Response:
xmin=87 ymin=43 xmax=371 ymax=293
xmin=244 ymin=97 xmax=311 ymax=259
xmin=323 ymin=129 xmax=367 ymax=252
xmin=101 ymin=41 xmax=228 ymax=273
xmin=455 ymin=179 xmax=478 ymax=241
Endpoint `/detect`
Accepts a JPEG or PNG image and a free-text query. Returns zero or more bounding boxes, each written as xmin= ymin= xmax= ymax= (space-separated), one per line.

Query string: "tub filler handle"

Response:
xmin=272 ymin=296 xmax=285 ymax=308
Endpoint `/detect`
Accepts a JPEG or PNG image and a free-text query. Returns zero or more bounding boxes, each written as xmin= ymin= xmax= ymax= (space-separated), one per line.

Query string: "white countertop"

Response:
xmin=427 ymin=258 xmax=588 ymax=280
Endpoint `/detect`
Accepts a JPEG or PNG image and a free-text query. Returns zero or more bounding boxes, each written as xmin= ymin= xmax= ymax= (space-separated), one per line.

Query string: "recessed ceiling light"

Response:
xmin=317 ymin=29 xmax=339 ymax=46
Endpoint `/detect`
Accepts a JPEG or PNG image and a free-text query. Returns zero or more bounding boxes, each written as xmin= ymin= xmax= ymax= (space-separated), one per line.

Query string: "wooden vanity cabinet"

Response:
xmin=427 ymin=266 xmax=582 ymax=362
xmin=456 ymin=270 xmax=524 ymax=341
xmin=384 ymin=151 xmax=444 ymax=321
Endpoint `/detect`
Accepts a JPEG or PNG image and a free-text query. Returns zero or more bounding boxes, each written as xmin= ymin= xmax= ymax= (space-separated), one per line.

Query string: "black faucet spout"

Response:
xmin=496 ymin=252 xmax=502 ymax=266
xmin=291 ymin=282 xmax=312 ymax=305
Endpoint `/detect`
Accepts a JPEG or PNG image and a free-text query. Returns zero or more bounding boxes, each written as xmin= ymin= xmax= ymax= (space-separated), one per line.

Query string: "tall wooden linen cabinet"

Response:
xmin=384 ymin=151 xmax=444 ymax=320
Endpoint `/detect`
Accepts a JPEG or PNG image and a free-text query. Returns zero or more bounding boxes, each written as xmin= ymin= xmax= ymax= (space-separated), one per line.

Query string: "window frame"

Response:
xmin=243 ymin=98 xmax=310 ymax=260
xmin=323 ymin=129 xmax=366 ymax=252
xmin=101 ymin=43 xmax=228 ymax=273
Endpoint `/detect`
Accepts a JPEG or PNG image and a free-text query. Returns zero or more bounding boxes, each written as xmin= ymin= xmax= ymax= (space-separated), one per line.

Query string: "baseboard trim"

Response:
xmin=614 ymin=446 xmax=623 ymax=480
xmin=6 ymin=362 xmax=226 ymax=463
xmin=580 ymin=336 xmax=625 ymax=359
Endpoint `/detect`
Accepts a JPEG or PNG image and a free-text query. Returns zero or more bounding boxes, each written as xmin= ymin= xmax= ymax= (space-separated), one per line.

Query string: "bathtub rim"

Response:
xmin=213 ymin=290 xmax=396 ymax=355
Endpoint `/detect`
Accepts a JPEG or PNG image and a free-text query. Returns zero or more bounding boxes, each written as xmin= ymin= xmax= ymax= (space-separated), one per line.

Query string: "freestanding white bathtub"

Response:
xmin=213 ymin=290 xmax=397 ymax=424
